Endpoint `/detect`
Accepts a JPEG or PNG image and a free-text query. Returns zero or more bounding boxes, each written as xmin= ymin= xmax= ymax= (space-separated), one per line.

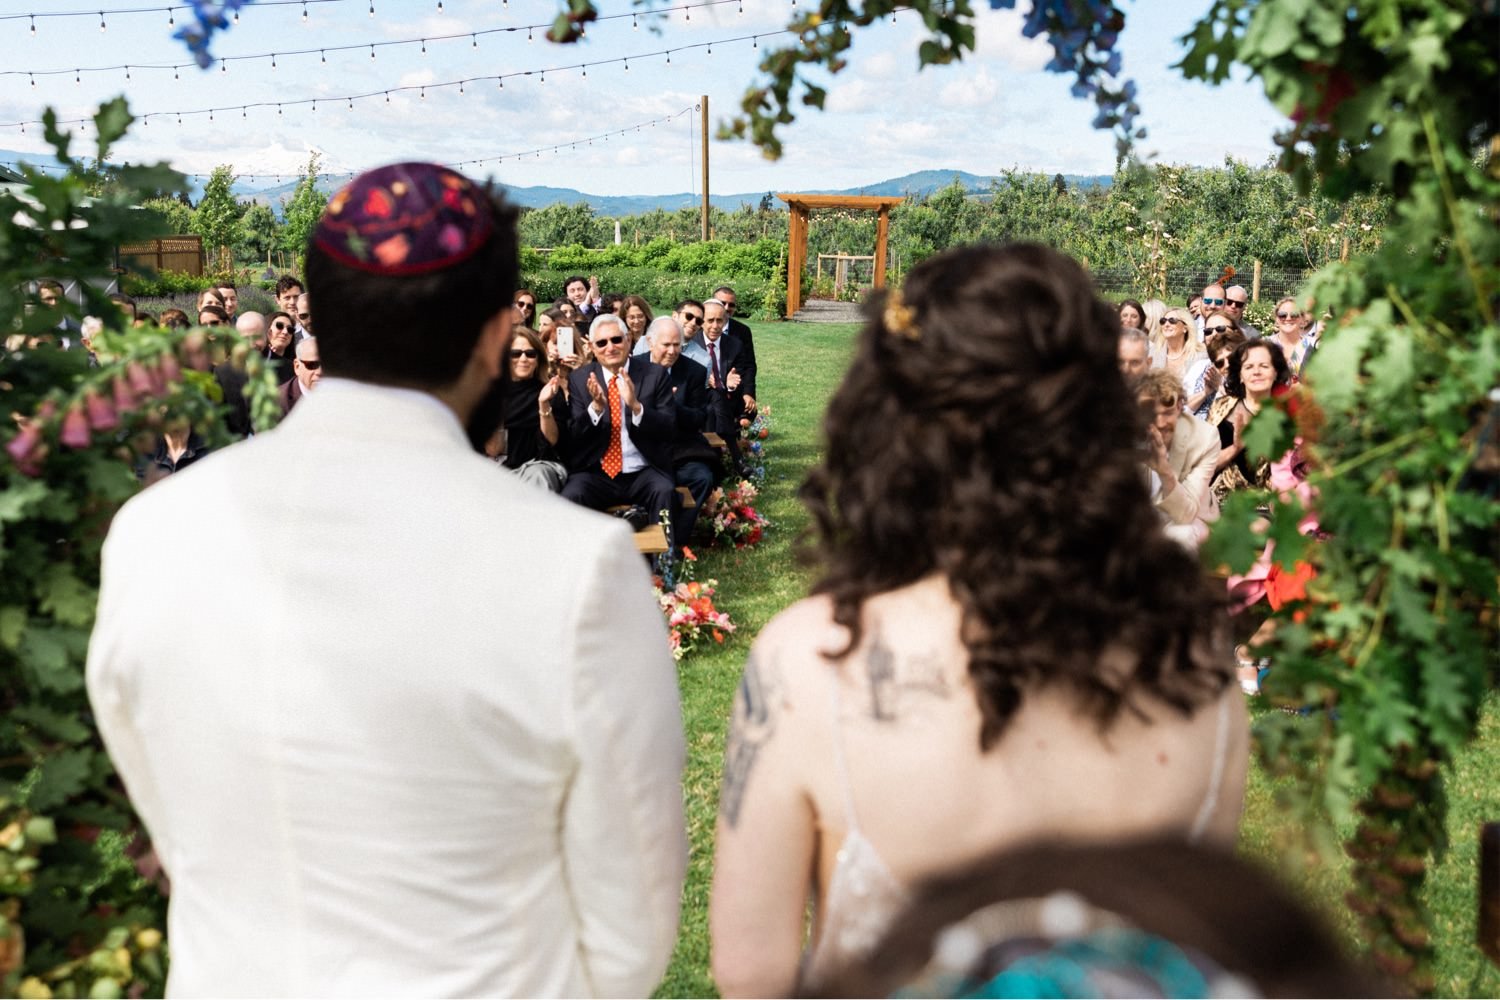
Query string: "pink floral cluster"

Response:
xmin=652 ymin=575 xmax=736 ymax=661
xmin=703 ymin=480 xmax=770 ymax=548
xmin=5 ymin=356 xmax=183 ymax=476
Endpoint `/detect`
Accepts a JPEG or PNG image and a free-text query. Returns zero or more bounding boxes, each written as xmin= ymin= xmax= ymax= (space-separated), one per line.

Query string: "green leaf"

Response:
xmin=26 ymin=747 xmax=93 ymax=812
xmin=1242 ymin=405 xmax=1288 ymax=466
xmin=0 ymin=607 xmax=25 ymax=651
xmin=18 ymin=627 xmax=85 ymax=695
xmin=38 ymin=566 xmax=96 ymax=629
xmin=1304 ymin=319 xmax=1376 ymax=411
xmin=11 ymin=705 xmax=91 ymax=745
xmin=91 ymin=98 xmax=133 ymax=161
xmin=1241 ymin=0 xmax=1305 ymax=59
xmin=1365 ymin=328 xmax=1415 ymax=404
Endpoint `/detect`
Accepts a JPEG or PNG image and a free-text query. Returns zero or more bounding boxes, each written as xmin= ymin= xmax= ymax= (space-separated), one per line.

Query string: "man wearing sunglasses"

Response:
xmin=1224 ymin=285 xmax=1261 ymax=338
xmin=1197 ymin=282 xmax=1227 ymax=336
xmin=276 ymin=336 xmax=321 ymax=417
xmin=713 ymin=285 xmax=758 ymax=415
xmin=562 ymin=313 xmax=677 ymax=526
xmin=87 ymin=163 xmax=687 ymax=996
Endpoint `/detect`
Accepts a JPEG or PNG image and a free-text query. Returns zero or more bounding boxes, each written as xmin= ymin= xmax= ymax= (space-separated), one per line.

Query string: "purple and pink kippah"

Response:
xmin=312 ymin=162 xmax=494 ymax=277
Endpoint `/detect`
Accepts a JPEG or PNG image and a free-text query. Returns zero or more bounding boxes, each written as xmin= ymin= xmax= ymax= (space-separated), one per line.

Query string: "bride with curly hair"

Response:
xmin=709 ymin=243 xmax=1249 ymax=997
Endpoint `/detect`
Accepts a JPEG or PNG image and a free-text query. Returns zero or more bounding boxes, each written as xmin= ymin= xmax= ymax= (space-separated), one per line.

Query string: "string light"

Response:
xmin=99 ymin=11 xmax=106 ymax=32
xmin=321 ymin=49 xmax=326 ymax=63
xmin=421 ymin=38 xmax=427 ymax=54
xmin=75 ymin=69 xmax=81 ymax=84
xmin=436 ymin=0 xmax=443 ymax=11
xmin=166 ymin=8 xmax=172 ymax=26
xmin=271 ymin=54 xmax=278 ymax=69
xmin=471 ymin=33 xmax=477 ymax=47
xmin=221 ymin=58 xmax=227 ymax=72
xmin=124 ymin=65 xmax=130 ymax=79
xmin=302 ymin=1 xmax=309 ymax=21
xmin=30 ymin=14 xmax=36 ymax=34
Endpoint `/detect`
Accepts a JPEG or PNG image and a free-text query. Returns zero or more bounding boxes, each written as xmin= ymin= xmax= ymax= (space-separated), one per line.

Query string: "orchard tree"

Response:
xmin=189 ymin=164 xmax=241 ymax=276
xmin=280 ymin=154 xmax=329 ymax=272
xmin=237 ymin=201 xmax=281 ymax=265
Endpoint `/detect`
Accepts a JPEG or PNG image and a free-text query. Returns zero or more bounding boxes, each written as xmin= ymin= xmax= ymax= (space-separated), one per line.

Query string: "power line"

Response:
xmin=3 ymin=0 xmax=748 ymax=80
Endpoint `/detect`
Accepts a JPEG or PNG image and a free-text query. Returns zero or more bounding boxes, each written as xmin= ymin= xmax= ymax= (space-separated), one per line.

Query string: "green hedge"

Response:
xmin=534 ymin=238 xmax=783 ymax=282
xmin=520 ymin=267 xmax=777 ymax=320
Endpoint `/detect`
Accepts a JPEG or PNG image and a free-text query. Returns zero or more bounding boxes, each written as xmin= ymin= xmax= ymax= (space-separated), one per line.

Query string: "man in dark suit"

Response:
xmin=700 ymin=300 xmax=752 ymax=448
xmin=712 ymin=286 xmax=758 ymax=414
xmin=562 ymin=313 xmax=677 ymax=526
xmin=645 ymin=317 xmax=731 ymax=551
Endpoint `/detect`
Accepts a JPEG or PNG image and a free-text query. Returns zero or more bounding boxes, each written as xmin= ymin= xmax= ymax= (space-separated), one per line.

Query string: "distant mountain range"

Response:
xmin=0 ymin=151 xmax=1109 ymax=216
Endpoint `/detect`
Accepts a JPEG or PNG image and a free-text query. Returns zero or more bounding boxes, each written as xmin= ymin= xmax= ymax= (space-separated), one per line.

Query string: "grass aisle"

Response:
xmin=654 ymin=319 xmax=1498 ymax=999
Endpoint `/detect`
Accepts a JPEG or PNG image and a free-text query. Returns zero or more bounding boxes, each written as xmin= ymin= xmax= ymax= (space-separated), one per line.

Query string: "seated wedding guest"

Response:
xmin=702 ymin=300 xmax=752 ymax=439
xmin=294 ymin=292 xmax=313 ymax=339
xmin=197 ymin=304 xmax=230 ymax=330
xmin=709 ymin=243 xmax=1246 ymax=997
xmin=1269 ymin=296 xmax=1317 ymax=379
xmin=646 ymin=316 xmax=728 ymax=551
xmin=512 ymin=288 xmax=537 ymax=327
xmin=1118 ymin=298 xmax=1145 ymax=330
xmin=1210 ymin=339 xmax=1291 ymax=502
xmin=274 ymin=274 xmax=304 ymax=315
xmin=1137 ymin=370 xmax=1219 ymax=549
xmin=714 ymin=286 xmax=758 ymax=414
xmin=214 ymin=282 xmax=239 ymax=321
xmin=631 ymin=299 xmax=709 ymax=367
xmin=561 ymin=312 xmax=677 ymax=526
xmin=1141 ymin=297 xmax=1167 ymax=340
xmin=1149 ymin=306 xmax=1206 ymax=384
xmin=196 ymin=288 xmax=225 ymax=314
xmin=88 ymin=162 xmax=686 ymax=997
xmin=622 ymin=295 xmax=654 ymax=347
xmin=277 ymin=335 xmax=321 ymax=417
xmin=490 ymin=326 xmax=568 ymax=492
xmin=159 ymin=308 xmax=191 ymax=330
xmin=601 ymin=291 xmax=625 ymax=316
xmin=261 ymin=310 xmax=298 ymax=383
xmin=108 ymin=292 xmax=138 ymax=324
xmin=1117 ymin=327 xmax=1149 ymax=379
xmin=809 ymin=839 xmax=1389 ymax=999
xmin=140 ymin=415 xmax=210 ymax=486
xmin=216 ymin=311 xmax=268 ymax=437
xmin=563 ymin=273 xmax=603 ymax=318
xmin=236 ymin=311 xmax=267 ymax=351
xmin=540 ymin=306 xmax=586 ymax=374
xmin=1186 ymin=325 xmax=1247 ymax=420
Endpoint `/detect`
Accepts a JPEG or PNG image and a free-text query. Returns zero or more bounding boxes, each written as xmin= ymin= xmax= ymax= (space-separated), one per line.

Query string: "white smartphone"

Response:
xmin=556 ymin=326 xmax=575 ymax=356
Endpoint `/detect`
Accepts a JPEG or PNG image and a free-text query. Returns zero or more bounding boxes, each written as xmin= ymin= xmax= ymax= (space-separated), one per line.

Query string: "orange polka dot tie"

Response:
xmin=603 ymin=374 xmax=623 ymax=478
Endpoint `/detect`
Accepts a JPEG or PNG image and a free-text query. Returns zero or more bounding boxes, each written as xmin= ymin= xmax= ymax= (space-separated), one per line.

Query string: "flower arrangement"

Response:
xmin=735 ymin=405 xmax=773 ymax=485
xmin=703 ymin=480 xmax=770 ymax=549
xmin=652 ymin=571 xmax=736 ymax=661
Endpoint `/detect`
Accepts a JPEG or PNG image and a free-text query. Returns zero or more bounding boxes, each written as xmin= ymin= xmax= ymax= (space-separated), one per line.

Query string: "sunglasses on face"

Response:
xmin=1276 ymin=312 xmax=1297 ymax=320
xmin=1227 ymin=299 xmax=1247 ymax=308
xmin=592 ymin=335 xmax=625 ymax=347
xmin=1161 ymin=317 xmax=1185 ymax=326
xmin=1205 ymin=324 xmax=1231 ymax=334
xmin=297 ymin=312 xmax=311 ymax=320
xmin=271 ymin=322 xmax=291 ymax=331
xmin=299 ymin=358 xmax=321 ymax=370
xmin=516 ymin=300 xmax=534 ymax=310
xmin=201 ymin=319 xmax=223 ymax=326
xmin=510 ymin=348 xmax=538 ymax=359
xmin=1214 ymin=357 xmax=1231 ymax=368
xmin=1202 ymin=297 xmax=1225 ymax=306
xmin=682 ymin=315 xmax=702 ymax=324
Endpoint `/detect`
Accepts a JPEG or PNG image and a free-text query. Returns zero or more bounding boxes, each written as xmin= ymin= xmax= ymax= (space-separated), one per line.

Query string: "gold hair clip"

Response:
xmin=884 ymin=288 xmax=920 ymax=341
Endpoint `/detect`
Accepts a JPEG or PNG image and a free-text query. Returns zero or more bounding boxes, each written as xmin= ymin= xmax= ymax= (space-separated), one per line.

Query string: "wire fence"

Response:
xmin=1086 ymin=265 xmax=1316 ymax=303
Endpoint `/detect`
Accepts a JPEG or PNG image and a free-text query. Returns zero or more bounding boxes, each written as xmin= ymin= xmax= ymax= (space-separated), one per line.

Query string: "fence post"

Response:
xmin=1252 ymin=259 xmax=1263 ymax=302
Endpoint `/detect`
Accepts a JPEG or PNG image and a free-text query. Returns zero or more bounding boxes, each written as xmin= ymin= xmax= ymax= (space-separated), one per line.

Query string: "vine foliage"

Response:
xmin=1 ymin=99 xmax=277 ymax=998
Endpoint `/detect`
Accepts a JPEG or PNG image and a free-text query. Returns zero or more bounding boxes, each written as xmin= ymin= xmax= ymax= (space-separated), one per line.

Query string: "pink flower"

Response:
xmin=113 ymin=375 xmax=140 ymax=413
xmin=85 ymin=389 xmax=120 ymax=432
xmin=5 ymin=423 xmax=46 ymax=475
xmin=60 ymin=405 xmax=92 ymax=449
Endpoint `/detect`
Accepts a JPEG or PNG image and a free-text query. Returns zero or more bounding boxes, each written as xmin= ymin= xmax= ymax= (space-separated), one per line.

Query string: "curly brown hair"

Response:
xmin=801 ymin=243 xmax=1230 ymax=750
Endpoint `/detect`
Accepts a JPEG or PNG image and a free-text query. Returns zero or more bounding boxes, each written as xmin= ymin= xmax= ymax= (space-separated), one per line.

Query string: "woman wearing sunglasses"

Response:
xmin=262 ymin=310 xmax=299 ymax=383
xmin=489 ymin=327 xmax=569 ymax=492
xmin=1148 ymin=307 xmax=1207 ymax=386
xmin=1270 ymin=297 xmax=1317 ymax=379
xmin=1186 ymin=325 xmax=1248 ymax=419
xmin=513 ymin=289 xmax=537 ymax=326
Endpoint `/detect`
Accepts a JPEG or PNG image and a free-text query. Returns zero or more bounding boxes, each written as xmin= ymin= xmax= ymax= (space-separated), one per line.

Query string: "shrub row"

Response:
xmin=521 ymin=267 xmax=777 ymax=320
xmin=528 ymin=238 xmax=783 ymax=282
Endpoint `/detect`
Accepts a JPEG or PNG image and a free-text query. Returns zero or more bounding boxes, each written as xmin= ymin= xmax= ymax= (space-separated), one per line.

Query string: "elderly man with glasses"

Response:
xmin=561 ymin=312 xmax=678 ymax=525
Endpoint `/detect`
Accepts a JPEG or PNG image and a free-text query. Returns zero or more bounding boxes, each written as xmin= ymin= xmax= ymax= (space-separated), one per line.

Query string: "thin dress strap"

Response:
xmin=827 ymin=675 xmax=861 ymax=834
xmin=1187 ymin=694 xmax=1231 ymax=844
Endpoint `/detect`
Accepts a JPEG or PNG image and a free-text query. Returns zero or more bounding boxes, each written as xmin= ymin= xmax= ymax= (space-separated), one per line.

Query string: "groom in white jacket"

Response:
xmin=87 ymin=162 xmax=687 ymax=998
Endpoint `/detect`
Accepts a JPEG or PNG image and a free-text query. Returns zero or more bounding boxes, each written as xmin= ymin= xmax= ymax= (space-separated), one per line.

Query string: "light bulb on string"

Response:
xmin=540 ymin=70 xmax=545 ymax=83
xmin=232 ymin=9 xmax=239 ymax=23
xmin=370 ymin=45 xmax=376 ymax=60
xmin=421 ymin=39 xmax=427 ymax=54
xmin=685 ymin=8 xmax=690 ymax=20
xmin=321 ymin=50 xmax=326 ymax=63
xmin=459 ymin=80 xmax=465 ymax=93
xmin=348 ymin=98 xmax=353 ymax=110
xmin=369 ymin=2 xmax=375 ymax=17
xmin=624 ymin=57 xmax=629 ymax=70
xmin=209 ymin=109 xmax=214 ymax=121
xmin=739 ymin=0 xmax=743 ymax=13
xmin=176 ymin=114 xmax=182 ymax=125
xmin=167 ymin=9 xmax=174 ymax=27
xmin=632 ymin=13 xmax=637 ymax=28
xmin=271 ymin=54 xmax=277 ymax=70
xmin=241 ymin=107 xmax=247 ymax=117
xmin=437 ymin=0 xmax=443 ymax=11
xmin=528 ymin=27 xmax=533 ymax=42
xmin=581 ymin=66 xmax=586 ymax=78
xmin=471 ymin=34 xmax=477 ymax=47
xmin=99 ymin=12 xmax=107 ymax=33
xmin=221 ymin=59 xmax=227 ymax=73
xmin=420 ymin=86 xmax=426 ymax=99
xmin=311 ymin=100 xmax=317 ymax=113
xmin=277 ymin=104 xmax=283 ymax=116
xmin=302 ymin=2 xmax=309 ymax=22
xmin=385 ymin=91 xmax=390 ymax=102
xmin=753 ymin=36 xmax=758 ymax=48
xmin=174 ymin=66 xmax=180 ymax=79
xmin=124 ymin=65 xmax=131 ymax=80
xmin=30 ymin=14 xmax=37 ymax=35
xmin=75 ymin=69 xmax=81 ymax=85
xmin=666 ymin=50 xmax=671 ymax=64
xmin=707 ymin=44 xmax=712 ymax=55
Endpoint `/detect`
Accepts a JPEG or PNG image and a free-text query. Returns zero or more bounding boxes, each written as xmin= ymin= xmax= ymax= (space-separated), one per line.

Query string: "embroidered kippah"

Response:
xmin=313 ymin=162 xmax=493 ymax=277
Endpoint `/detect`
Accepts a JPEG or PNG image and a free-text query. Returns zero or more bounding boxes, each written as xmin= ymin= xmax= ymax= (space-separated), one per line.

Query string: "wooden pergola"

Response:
xmin=776 ymin=194 xmax=905 ymax=318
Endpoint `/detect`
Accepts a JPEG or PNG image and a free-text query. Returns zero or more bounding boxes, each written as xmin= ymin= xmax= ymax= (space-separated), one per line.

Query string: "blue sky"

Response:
xmin=0 ymin=1 xmax=1288 ymax=196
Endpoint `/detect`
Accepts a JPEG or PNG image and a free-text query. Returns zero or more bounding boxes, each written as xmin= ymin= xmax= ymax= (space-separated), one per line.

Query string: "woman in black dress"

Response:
xmin=492 ymin=326 xmax=569 ymax=491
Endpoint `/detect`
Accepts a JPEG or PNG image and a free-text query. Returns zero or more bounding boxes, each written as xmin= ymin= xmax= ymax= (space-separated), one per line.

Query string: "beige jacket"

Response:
xmin=88 ymin=378 xmax=687 ymax=997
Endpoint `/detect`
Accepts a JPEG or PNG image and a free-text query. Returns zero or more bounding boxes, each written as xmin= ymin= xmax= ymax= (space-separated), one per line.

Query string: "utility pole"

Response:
xmin=700 ymin=95 xmax=710 ymax=241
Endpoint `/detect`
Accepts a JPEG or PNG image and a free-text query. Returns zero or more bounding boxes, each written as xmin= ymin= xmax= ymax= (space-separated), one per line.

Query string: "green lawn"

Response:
xmin=656 ymin=319 xmax=1499 ymax=998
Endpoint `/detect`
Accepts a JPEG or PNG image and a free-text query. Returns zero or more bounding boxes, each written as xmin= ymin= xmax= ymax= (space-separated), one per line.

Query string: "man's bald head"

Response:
xmin=236 ymin=311 xmax=267 ymax=350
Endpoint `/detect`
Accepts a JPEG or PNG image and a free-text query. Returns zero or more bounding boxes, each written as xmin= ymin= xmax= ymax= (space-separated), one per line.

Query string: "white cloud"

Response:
xmin=938 ymin=68 xmax=1000 ymax=109
xmin=972 ymin=6 xmax=1052 ymax=71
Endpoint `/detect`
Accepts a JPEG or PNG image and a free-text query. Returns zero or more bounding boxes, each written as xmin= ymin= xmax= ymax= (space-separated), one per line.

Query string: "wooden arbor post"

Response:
xmin=776 ymin=194 xmax=904 ymax=320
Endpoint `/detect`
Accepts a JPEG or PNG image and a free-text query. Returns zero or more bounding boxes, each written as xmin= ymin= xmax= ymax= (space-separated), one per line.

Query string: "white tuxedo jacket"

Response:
xmin=87 ymin=378 xmax=687 ymax=997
